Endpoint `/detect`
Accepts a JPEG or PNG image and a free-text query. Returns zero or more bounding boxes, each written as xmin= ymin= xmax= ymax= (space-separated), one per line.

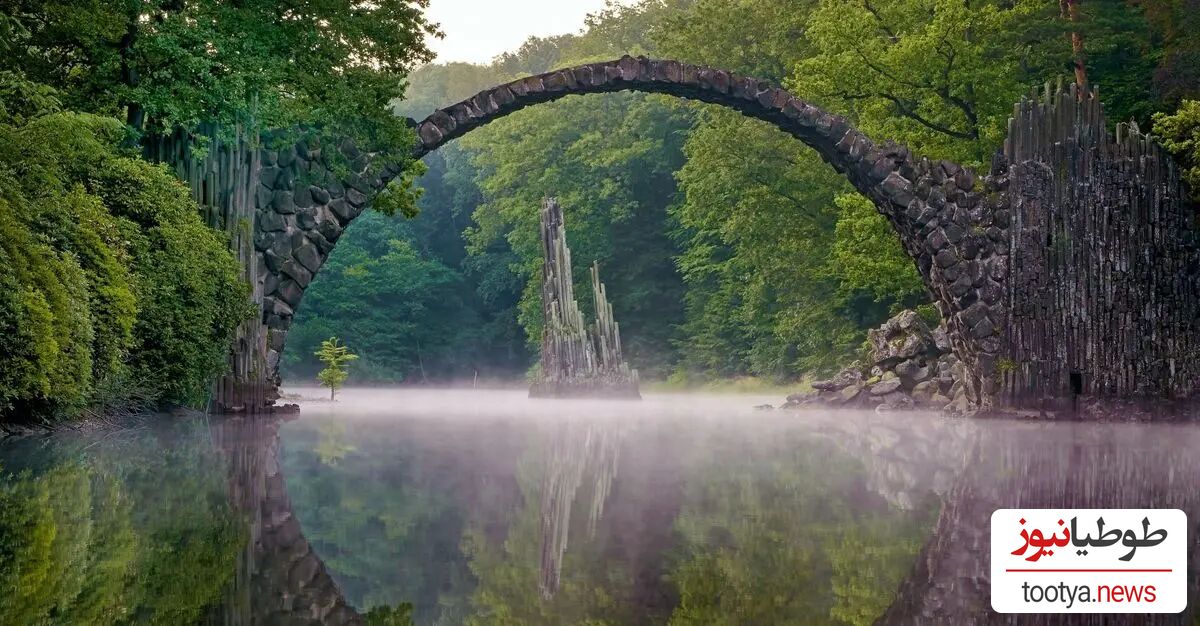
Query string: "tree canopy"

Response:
xmin=4 ymin=0 xmax=439 ymax=152
xmin=0 ymin=0 xmax=439 ymax=425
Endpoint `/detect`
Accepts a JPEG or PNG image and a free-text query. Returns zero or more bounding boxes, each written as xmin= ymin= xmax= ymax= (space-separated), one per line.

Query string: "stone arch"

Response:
xmin=253 ymin=55 xmax=1008 ymax=408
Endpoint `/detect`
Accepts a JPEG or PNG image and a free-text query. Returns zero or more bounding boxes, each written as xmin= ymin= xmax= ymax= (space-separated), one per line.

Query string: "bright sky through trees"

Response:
xmin=423 ymin=0 xmax=637 ymax=64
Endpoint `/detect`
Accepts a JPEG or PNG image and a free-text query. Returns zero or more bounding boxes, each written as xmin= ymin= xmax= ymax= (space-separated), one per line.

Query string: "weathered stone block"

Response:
xmin=277 ymin=279 xmax=303 ymax=307
xmin=880 ymin=172 xmax=914 ymax=207
xmin=418 ymin=123 xmax=443 ymax=147
xmin=294 ymin=240 xmax=322 ymax=274
xmin=943 ymin=222 xmax=965 ymax=244
xmin=255 ymin=183 xmax=273 ymax=210
xmin=316 ymin=208 xmax=343 ymax=241
xmin=949 ymin=273 xmax=973 ymax=297
xmin=295 ymin=207 xmax=317 ymax=230
xmin=935 ymin=248 xmax=958 ymax=268
xmin=264 ymin=295 xmax=293 ymax=318
xmin=269 ymin=329 xmax=287 ymax=352
xmin=867 ymin=156 xmax=894 ymax=183
xmin=987 ymin=256 xmax=1008 ymax=281
xmin=268 ymin=230 xmax=292 ymax=258
xmin=260 ymin=166 xmax=280 ymax=189
xmin=305 ymin=229 xmax=335 ymax=255
xmin=328 ymin=199 xmax=357 ymax=224
xmin=253 ymin=226 xmax=272 ymax=252
xmin=961 ymin=238 xmax=980 ymax=260
xmin=293 ymin=186 xmax=314 ymax=209
xmin=277 ymin=146 xmax=296 ymax=168
xmin=276 ymin=168 xmax=296 ymax=190
xmin=263 ymin=271 xmax=279 ymax=297
xmin=258 ymin=210 xmax=286 ymax=232
xmin=955 ymin=170 xmax=975 ymax=191
xmin=289 ymin=229 xmax=308 ymax=251
xmin=281 ymin=260 xmax=312 ymax=288
xmin=970 ymin=316 xmax=995 ymax=339
xmin=959 ymin=302 xmax=989 ymax=329
xmin=871 ymin=378 xmax=903 ymax=395
xmin=263 ymin=249 xmax=282 ymax=273
xmin=927 ymin=228 xmax=949 ymax=251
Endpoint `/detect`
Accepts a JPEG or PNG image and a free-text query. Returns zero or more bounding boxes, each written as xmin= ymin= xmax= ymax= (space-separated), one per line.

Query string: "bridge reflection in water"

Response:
xmin=204 ymin=396 xmax=1199 ymax=626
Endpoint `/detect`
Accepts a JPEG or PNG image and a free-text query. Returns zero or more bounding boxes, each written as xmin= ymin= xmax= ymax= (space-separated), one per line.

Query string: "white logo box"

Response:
xmin=990 ymin=509 xmax=1187 ymax=613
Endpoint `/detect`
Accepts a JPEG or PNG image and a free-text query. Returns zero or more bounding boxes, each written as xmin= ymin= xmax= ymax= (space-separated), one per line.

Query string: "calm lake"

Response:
xmin=1 ymin=388 xmax=1197 ymax=625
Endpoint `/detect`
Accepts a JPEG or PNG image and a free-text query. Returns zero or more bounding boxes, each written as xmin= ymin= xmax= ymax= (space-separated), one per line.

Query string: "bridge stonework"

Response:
xmin=174 ymin=56 xmax=1195 ymax=417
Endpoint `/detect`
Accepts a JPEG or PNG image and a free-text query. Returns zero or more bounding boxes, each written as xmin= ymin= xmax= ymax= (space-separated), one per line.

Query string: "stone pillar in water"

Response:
xmin=531 ymin=197 xmax=640 ymax=398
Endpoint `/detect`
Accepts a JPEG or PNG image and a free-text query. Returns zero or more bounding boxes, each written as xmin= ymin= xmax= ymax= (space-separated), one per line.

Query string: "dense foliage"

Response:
xmin=290 ymin=0 xmax=1196 ymax=385
xmin=0 ymin=424 xmax=245 ymax=624
xmin=3 ymin=0 xmax=438 ymax=155
xmin=1154 ymin=99 xmax=1200 ymax=202
xmin=0 ymin=111 xmax=248 ymax=424
xmin=0 ymin=0 xmax=438 ymax=424
xmin=315 ymin=337 xmax=358 ymax=400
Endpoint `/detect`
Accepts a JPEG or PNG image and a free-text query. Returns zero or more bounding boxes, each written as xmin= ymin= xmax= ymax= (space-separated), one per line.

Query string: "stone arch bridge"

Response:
xmin=154 ymin=56 xmax=1198 ymax=416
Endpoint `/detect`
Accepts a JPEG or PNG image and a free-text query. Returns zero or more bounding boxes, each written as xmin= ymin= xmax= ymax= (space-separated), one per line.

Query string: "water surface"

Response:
xmin=1 ymin=388 xmax=1197 ymax=625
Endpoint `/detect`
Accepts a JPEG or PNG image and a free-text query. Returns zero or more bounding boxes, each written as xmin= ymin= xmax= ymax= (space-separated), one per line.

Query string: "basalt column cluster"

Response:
xmin=531 ymin=198 xmax=640 ymax=399
xmin=994 ymin=82 xmax=1200 ymax=415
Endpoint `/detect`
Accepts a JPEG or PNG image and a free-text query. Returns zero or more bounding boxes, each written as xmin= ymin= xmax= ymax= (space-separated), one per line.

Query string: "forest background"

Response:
xmin=2 ymin=0 xmax=1199 ymax=426
xmin=283 ymin=0 xmax=1200 ymax=388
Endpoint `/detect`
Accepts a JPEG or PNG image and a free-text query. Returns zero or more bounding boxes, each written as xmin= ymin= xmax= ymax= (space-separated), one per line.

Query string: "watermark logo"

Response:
xmin=991 ymin=509 xmax=1187 ymax=613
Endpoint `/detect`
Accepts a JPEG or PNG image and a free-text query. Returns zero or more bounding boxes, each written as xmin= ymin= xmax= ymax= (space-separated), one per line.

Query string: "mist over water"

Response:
xmin=1 ymin=388 xmax=1198 ymax=624
xmin=287 ymin=386 xmax=780 ymax=419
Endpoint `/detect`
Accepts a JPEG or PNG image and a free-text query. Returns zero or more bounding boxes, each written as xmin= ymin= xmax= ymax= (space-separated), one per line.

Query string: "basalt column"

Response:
xmin=993 ymin=82 xmax=1200 ymax=414
xmin=531 ymin=197 xmax=640 ymax=398
xmin=144 ymin=125 xmax=277 ymax=412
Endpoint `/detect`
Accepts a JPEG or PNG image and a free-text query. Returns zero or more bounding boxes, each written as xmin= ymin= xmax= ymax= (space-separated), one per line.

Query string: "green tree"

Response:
xmin=665 ymin=433 xmax=930 ymax=626
xmin=315 ymin=338 xmax=359 ymax=401
xmin=827 ymin=194 xmax=925 ymax=303
xmin=283 ymin=211 xmax=487 ymax=384
xmin=1153 ymin=99 xmax=1200 ymax=203
xmin=0 ymin=110 xmax=247 ymax=424
xmin=5 ymin=0 xmax=438 ymax=152
xmin=788 ymin=0 xmax=1049 ymax=167
xmin=364 ymin=603 xmax=416 ymax=626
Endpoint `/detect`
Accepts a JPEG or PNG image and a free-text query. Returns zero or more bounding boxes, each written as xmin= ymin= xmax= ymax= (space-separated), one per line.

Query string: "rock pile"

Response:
xmin=782 ymin=310 xmax=972 ymax=413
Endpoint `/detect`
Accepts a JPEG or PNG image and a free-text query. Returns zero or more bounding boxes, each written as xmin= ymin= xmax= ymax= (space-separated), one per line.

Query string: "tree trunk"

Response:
xmin=118 ymin=10 xmax=144 ymax=135
xmin=1060 ymin=0 xmax=1088 ymax=91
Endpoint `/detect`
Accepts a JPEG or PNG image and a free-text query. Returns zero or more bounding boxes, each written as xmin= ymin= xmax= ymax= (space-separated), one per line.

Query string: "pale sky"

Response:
xmin=422 ymin=0 xmax=635 ymax=65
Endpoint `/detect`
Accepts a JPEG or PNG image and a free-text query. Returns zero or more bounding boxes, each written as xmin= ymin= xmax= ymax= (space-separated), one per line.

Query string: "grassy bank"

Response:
xmin=642 ymin=376 xmax=812 ymax=396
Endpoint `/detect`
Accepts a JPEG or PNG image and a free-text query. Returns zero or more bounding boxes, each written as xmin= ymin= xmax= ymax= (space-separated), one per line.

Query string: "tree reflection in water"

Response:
xmin=1 ymin=397 xmax=1198 ymax=626
xmin=0 ymin=420 xmax=243 ymax=625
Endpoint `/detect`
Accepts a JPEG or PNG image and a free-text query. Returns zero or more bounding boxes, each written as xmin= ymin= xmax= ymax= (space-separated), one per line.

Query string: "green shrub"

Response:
xmin=0 ymin=111 xmax=249 ymax=424
xmin=1153 ymin=100 xmax=1200 ymax=204
xmin=0 ymin=198 xmax=94 ymax=421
